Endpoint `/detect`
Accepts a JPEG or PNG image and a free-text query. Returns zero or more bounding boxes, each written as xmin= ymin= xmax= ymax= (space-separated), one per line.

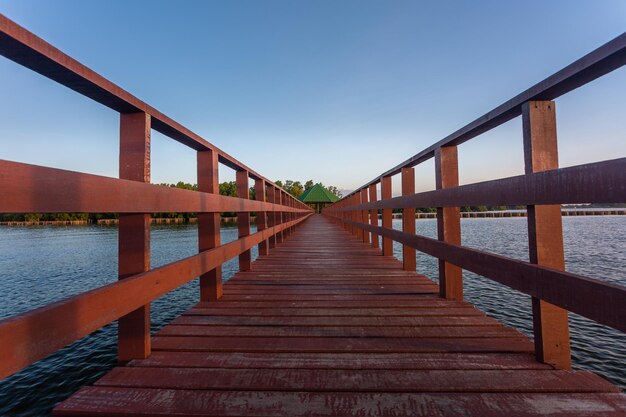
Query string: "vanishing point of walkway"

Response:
xmin=54 ymin=215 xmax=624 ymax=416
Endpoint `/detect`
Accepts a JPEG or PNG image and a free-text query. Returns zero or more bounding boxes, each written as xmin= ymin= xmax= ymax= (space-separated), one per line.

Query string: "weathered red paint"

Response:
xmin=368 ymin=184 xmax=379 ymax=249
xmin=118 ymin=112 xmax=151 ymax=364
xmin=401 ymin=168 xmax=416 ymax=272
xmin=237 ymin=170 xmax=252 ymax=272
xmin=381 ymin=176 xmax=393 ymax=256
xmin=198 ymin=149 xmax=222 ymax=301
xmin=255 ymin=179 xmax=269 ymax=256
xmin=523 ymin=100 xmax=571 ymax=370
xmin=435 ymin=146 xmax=463 ymax=301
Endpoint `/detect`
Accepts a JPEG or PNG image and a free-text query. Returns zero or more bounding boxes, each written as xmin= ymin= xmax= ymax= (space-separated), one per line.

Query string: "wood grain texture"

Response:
xmin=54 ymin=215 xmax=625 ymax=416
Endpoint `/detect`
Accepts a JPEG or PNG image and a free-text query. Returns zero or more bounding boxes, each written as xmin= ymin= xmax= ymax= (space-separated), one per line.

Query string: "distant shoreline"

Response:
xmin=389 ymin=209 xmax=626 ymax=220
xmin=1 ymin=210 xmax=625 ymax=226
xmin=0 ymin=217 xmax=252 ymax=226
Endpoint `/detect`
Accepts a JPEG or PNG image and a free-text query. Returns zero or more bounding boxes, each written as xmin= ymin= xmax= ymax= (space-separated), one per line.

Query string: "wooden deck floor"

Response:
xmin=54 ymin=215 xmax=625 ymax=416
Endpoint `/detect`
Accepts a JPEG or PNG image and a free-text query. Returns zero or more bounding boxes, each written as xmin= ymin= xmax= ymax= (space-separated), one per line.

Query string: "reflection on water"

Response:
xmin=0 ymin=217 xmax=624 ymax=415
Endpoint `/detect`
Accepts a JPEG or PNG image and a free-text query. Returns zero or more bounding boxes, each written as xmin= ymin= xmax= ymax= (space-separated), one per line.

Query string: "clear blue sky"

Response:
xmin=1 ymin=1 xmax=624 ymax=195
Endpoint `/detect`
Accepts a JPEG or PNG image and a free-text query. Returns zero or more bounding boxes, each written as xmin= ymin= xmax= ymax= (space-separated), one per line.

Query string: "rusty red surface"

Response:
xmin=52 ymin=216 xmax=626 ymax=417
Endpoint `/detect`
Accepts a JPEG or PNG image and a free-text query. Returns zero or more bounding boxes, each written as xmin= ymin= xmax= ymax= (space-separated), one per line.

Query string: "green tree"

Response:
xmin=219 ymin=181 xmax=237 ymax=197
xmin=304 ymin=180 xmax=314 ymax=190
xmin=326 ymin=185 xmax=342 ymax=198
xmin=291 ymin=181 xmax=304 ymax=198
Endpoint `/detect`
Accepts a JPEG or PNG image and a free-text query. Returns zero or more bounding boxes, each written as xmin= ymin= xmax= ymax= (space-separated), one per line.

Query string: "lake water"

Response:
xmin=0 ymin=216 xmax=624 ymax=416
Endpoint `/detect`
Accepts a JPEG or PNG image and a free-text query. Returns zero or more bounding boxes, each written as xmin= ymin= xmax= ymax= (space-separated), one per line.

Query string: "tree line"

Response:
xmin=0 ymin=179 xmax=343 ymax=222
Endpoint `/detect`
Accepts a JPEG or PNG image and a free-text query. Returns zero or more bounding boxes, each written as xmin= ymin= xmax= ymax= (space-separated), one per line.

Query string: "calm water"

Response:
xmin=0 ymin=217 xmax=624 ymax=415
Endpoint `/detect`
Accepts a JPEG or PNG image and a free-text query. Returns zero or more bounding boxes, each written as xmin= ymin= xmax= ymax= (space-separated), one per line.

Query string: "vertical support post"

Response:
xmin=268 ymin=185 xmax=277 ymax=249
xmin=355 ymin=193 xmax=364 ymax=241
xmin=369 ymin=184 xmax=379 ymax=249
xmin=276 ymin=189 xmax=284 ymax=244
xmin=344 ymin=199 xmax=349 ymax=232
xmin=522 ymin=100 xmax=571 ymax=369
xmin=255 ymin=178 xmax=269 ymax=256
xmin=436 ymin=146 xmax=463 ymax=301
xmin=402 ymin=167 xmax=416 ymax=271
xmin=118 ymin=111 xmax=151 ymax=363
xmin=197 ymin=148 xmax=222 ymax=301
xmin=360 ymin=189 xmax=369 ymax=244
xmin=381 ymin=175 xmax=393 ymax=256
xmin=236 ymin=170 xmax=251 ymax=271
xmin=285 ymin=196 xmax=291 ymax=237
xmin=349 ymin=195 xmax=355 ymax=235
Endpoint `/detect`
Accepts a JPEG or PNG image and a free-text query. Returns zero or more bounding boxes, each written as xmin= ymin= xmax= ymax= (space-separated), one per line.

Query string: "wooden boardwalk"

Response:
xmin=54 ymin=215 xmax=625 ymax=416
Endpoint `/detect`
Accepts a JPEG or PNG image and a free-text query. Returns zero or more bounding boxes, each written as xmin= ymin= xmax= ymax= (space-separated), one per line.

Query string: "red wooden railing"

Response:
xmin=324 ymin=33 xmax=626 ymax=370
xmin=0 ymin=14 xmax=312 ymax=380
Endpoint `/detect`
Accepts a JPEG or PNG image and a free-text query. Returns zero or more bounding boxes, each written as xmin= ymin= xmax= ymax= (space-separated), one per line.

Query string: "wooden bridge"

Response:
xmin=0 ymin=14 xmax=625 ymax=417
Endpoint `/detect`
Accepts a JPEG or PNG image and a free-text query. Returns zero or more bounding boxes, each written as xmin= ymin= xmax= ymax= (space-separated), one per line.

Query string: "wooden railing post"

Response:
xmin=236 ymin=170 xmax=251 ymax=271
xmin=343 ymin=200 xmax=349 ymax=232
xmin=523 ymin=100 xmax=571 ymax=369
xmin=276 ymin=189 xmax=284 ymax=244
xmin=287 ymin=196 xmax=292 ymax=237
xmin=369 ymin=184 xmax=379 ymax=250
xmin=435 ymin=146 xmax=463 ymax=301
xmin=268 ymin=185 xmax=277 ymax=249
xmin=197 ymin=148 xmax=222 ymax=301
xmin=402 ymin=167 xmax=416 ymax=271
xmin=118 ymin=111 xmax=151 ymax=363
xmin=283 ymin=191 xmax=288 ymax=238
xmin=355 ymin=193 xmax=364 ymax=241
xmin=361 ymin=189 xmax=369 ymax=244
xmin=351 ymin=195 xmax=358 ymax=237
xmin=255 ymin=178 xmax=269 ymax=256
xmin=381 ymin=175 xmax=393 ymax=256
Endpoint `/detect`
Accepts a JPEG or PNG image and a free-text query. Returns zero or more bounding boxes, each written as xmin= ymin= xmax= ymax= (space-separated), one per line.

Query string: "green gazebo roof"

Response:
xmin=298 ymin=184 xmax=339 ymax=203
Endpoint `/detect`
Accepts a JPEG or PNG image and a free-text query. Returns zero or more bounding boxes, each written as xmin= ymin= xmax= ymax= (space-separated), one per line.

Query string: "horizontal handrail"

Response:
xmin=0 ymin=14 xmax=308 ymax=206
xmin=324 ymin=34 xmax=626 ymax=369
xmin=335 ymin=158 xmax=626 ymax=211
xmin=0 ymin=160 xmax=311 ymax=214
xmin=329 ymin=216 xmax=626 ymax=334
xmin=0 ymin=215 xmax=309 ymax=380
xmin=0 ymin=13 xmax=314 ymax=383
xmin=339 ymin=32 xmax=626 ymax=193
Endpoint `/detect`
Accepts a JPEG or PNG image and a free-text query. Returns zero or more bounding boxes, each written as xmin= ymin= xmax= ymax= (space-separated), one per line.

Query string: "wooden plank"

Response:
xmin=95 ymin=367 xmax=618 ymax=393
xmin=157 ymin=325 xmax=524 ymax=339
xmin=49 ymin=215 xmax=625 ymax=416
xmin=218 ymin=294 xmax=440 ymax=301
xmin=53 ymin=388 xmax=626 ymax=416
xmin=183 ymin=307 xmax=481 ymax=317
xmin=129 ymin=352 xmax=552 ymax=370
xmin=194 ymin=300 xmax=474 ymax=308
xmin=221 ymin=283 xmax=438 ymax=290
xmin=170 ymin=315 xmax=503 ymax=328
xmin=151 ymin=336 xmax=534 ymax=353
